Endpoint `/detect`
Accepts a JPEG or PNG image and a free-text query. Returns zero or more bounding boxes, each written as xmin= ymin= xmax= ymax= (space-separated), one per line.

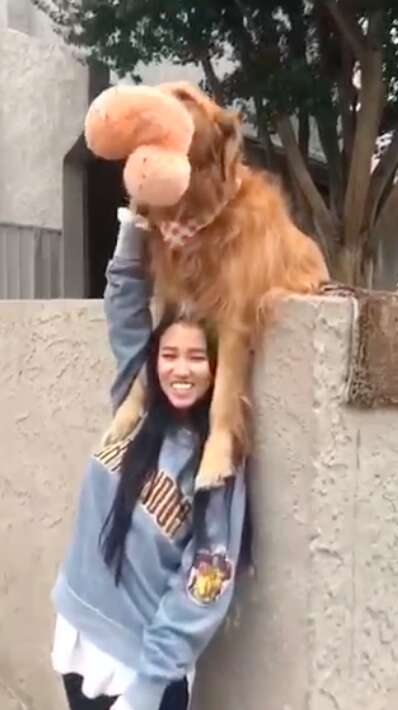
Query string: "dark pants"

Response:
xmin=63 ymin=673 xmax=189 ymax=710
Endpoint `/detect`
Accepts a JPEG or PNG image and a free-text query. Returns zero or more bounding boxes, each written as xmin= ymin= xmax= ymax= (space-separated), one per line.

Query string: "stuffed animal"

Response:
xmin=84 ymin=84 xmax=194 ymax=207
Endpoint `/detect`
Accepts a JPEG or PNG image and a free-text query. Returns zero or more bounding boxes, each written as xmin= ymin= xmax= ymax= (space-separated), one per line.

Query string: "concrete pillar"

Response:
xmin=194 ymin=296 xmax=398 ymax=710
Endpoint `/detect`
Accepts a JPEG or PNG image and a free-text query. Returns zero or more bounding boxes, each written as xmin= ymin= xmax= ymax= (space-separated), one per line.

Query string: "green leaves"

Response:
xmin=34 ymin=0 xmax=398 ymax=283
xmin=33 ymin=2 xmax=395 ymax=114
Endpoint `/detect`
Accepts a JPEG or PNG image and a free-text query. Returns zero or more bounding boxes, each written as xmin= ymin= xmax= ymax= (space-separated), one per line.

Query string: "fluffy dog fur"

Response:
xmin=104 ymin=82 xmax=329 ymax=490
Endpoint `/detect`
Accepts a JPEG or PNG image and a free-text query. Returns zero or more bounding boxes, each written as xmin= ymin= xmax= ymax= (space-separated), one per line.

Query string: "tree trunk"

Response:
xmin=364 ymin=128 xmax=398 ymax=232
xmin=343 ymin=50 xmax=384 ymax=246
xmin=288 ymin=174 xmax=316 ymax=238
xmin=275 ymin=114 xmax=337 ymax=264
xmin=332 ymin=238 xmax=375 ymax=287
xmin=342 ymin=10 xmax=384 ymax=248
xmin=298 ymin=108 xmax=310 ymax=166
xmin=253 ymin=95 xmax=276 ymax=169
xmin=200 ymin=55 xmax=225 ymax=105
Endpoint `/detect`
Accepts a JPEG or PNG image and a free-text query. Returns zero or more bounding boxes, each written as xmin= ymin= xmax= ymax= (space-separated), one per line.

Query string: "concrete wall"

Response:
xmin=0 ymin=0 xmax=93 ymax=298
xmin=1 ymin=297 xmax=398 ymax=710
xmin=0 ymin=25 xmax=88 ymax=230
xmin=0 ymin=0 xmax=207 ymax=234
xmin=0 ymin=300 xmax=109 ymax=710
xmin=195 ymin=297 xmax=398 ymax=710
xmin=6 ymin=0 xmax=33 ymax=34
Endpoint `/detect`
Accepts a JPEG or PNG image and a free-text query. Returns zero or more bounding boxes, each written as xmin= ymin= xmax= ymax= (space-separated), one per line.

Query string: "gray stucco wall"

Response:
xmin=0 ymin=297 xmax=397 ymax=710
xmin=195 ymin=296 xmax=398 ymax=710
xmin=0 ymin=27 xmax=88 ymax=230
xmin=0 ymin=300 xmax=109 ymax=710
xmin=0 ymin=2 xmax=90 ymax=298
xmin=0 ymin=0 xmax=203 ymax=234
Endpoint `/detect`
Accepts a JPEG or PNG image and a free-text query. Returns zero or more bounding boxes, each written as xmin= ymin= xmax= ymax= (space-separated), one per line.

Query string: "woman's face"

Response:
xmin=157 ymin=322 xmax=212 ymax=411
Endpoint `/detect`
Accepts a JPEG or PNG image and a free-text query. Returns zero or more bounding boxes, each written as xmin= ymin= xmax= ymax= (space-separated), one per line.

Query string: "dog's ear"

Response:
xmin=218 ymin=110 xmax=241 ymax=181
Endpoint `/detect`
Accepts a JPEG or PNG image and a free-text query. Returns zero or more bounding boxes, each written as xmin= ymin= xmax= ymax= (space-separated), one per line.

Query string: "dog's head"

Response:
xmin=145 ymin=82 xmax=243 ymax=222
xmin=161 ymin=82 xmax=242 ymax=181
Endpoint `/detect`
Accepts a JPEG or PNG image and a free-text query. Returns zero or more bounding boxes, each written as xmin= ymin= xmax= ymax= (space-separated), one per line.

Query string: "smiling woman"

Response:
xmin=51 ymin=209 xmax=247 ymax=710
xmin=157 ymin=321 xmax=213 ymax=411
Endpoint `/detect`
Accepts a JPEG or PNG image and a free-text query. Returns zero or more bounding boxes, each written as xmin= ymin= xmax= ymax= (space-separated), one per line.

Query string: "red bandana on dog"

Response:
xmin=137 ymin=178 xmax=242 ymax=248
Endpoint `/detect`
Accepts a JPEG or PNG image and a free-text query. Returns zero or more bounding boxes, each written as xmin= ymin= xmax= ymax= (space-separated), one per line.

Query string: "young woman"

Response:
xmin=51 ymin=210 xmax=247 ymax=710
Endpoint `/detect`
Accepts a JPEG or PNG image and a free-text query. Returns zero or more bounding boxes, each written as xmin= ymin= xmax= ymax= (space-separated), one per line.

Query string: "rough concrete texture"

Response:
xmin=0 ymin=300 xmax=110 ymax=710
xmin=0 ymin=26 xmax=88 ymax=229
xmin=0 ymin=297 xmax=397 ymax=710
xmin=194 ymin=296 xmax=398 ymax=710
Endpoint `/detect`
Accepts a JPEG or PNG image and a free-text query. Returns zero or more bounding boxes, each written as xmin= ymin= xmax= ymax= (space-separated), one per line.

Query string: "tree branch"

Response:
xmin=253 ymin=95 xmax=276 ymax=168
xmin=343 ymin=26 xmax=384 ymax=246
xmin=231 ymin=0 xmax=258 ymax=45
xmin=366 ymin=7 xmax=385 ymax=49
xmin=200 ymin=54 xmax=225 ymax=105
xmin=323 ymin=0 xmax=366 ymax=60
xmin=337 ymin=44 xmax=356 ymax=170
xmin=276 ymin=114 xmax=336 ymax=256
xmin=288 ymin=172 xmax=316 ymax=237
xmin=298 ymin=108 xmax=310 ymax=165
xmin=224 ymin=2 xmax=278 ymax=167
xmin=315 ymin=109 xmax=345 ymax=220
xmin=364 ymin=129 xmax=398 ymax=231
xmin=372 ymin=179 xmax=398 ymax=240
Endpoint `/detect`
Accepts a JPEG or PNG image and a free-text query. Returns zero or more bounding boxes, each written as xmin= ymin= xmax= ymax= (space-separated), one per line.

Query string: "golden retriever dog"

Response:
xmin=103 ymin=81 xmax=329 ymax=490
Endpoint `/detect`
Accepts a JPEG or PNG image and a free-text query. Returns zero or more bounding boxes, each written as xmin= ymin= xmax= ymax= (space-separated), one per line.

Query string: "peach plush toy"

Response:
xmin=84 ymin=85 xmax=195 ymax=207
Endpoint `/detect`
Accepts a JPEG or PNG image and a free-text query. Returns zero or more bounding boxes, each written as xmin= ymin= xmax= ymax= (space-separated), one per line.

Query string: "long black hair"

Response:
xmin=100 ymin=308 xmax=218 ymax=584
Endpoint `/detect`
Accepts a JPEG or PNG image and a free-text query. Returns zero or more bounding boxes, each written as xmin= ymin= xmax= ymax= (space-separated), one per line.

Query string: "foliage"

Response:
xmin=33 ymin=0 xmax=398 ymax=284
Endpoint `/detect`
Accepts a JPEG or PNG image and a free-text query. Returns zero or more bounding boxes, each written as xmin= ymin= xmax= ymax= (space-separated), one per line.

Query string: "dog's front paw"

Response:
xmin=101 ymin=423 xmax=130 ymax=449
xmin=195 ymin=430 xmax=235 ymax=491
xmin=101 ymin=423 xmax=127 ymax=448
xmin=100 ymin=408 xmax=141 ymax=448
xmin=101 ymin=381 xmax=145 ymax=448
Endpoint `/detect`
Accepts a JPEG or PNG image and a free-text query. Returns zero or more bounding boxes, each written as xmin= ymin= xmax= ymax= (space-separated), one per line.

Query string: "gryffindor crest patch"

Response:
xmin=188 ymin=549 xmax=233 ymax=605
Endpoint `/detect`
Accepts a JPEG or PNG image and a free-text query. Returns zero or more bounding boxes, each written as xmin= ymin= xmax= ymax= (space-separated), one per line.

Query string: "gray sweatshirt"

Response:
xmin=52 ymin=220 xmax=246 ymax=710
